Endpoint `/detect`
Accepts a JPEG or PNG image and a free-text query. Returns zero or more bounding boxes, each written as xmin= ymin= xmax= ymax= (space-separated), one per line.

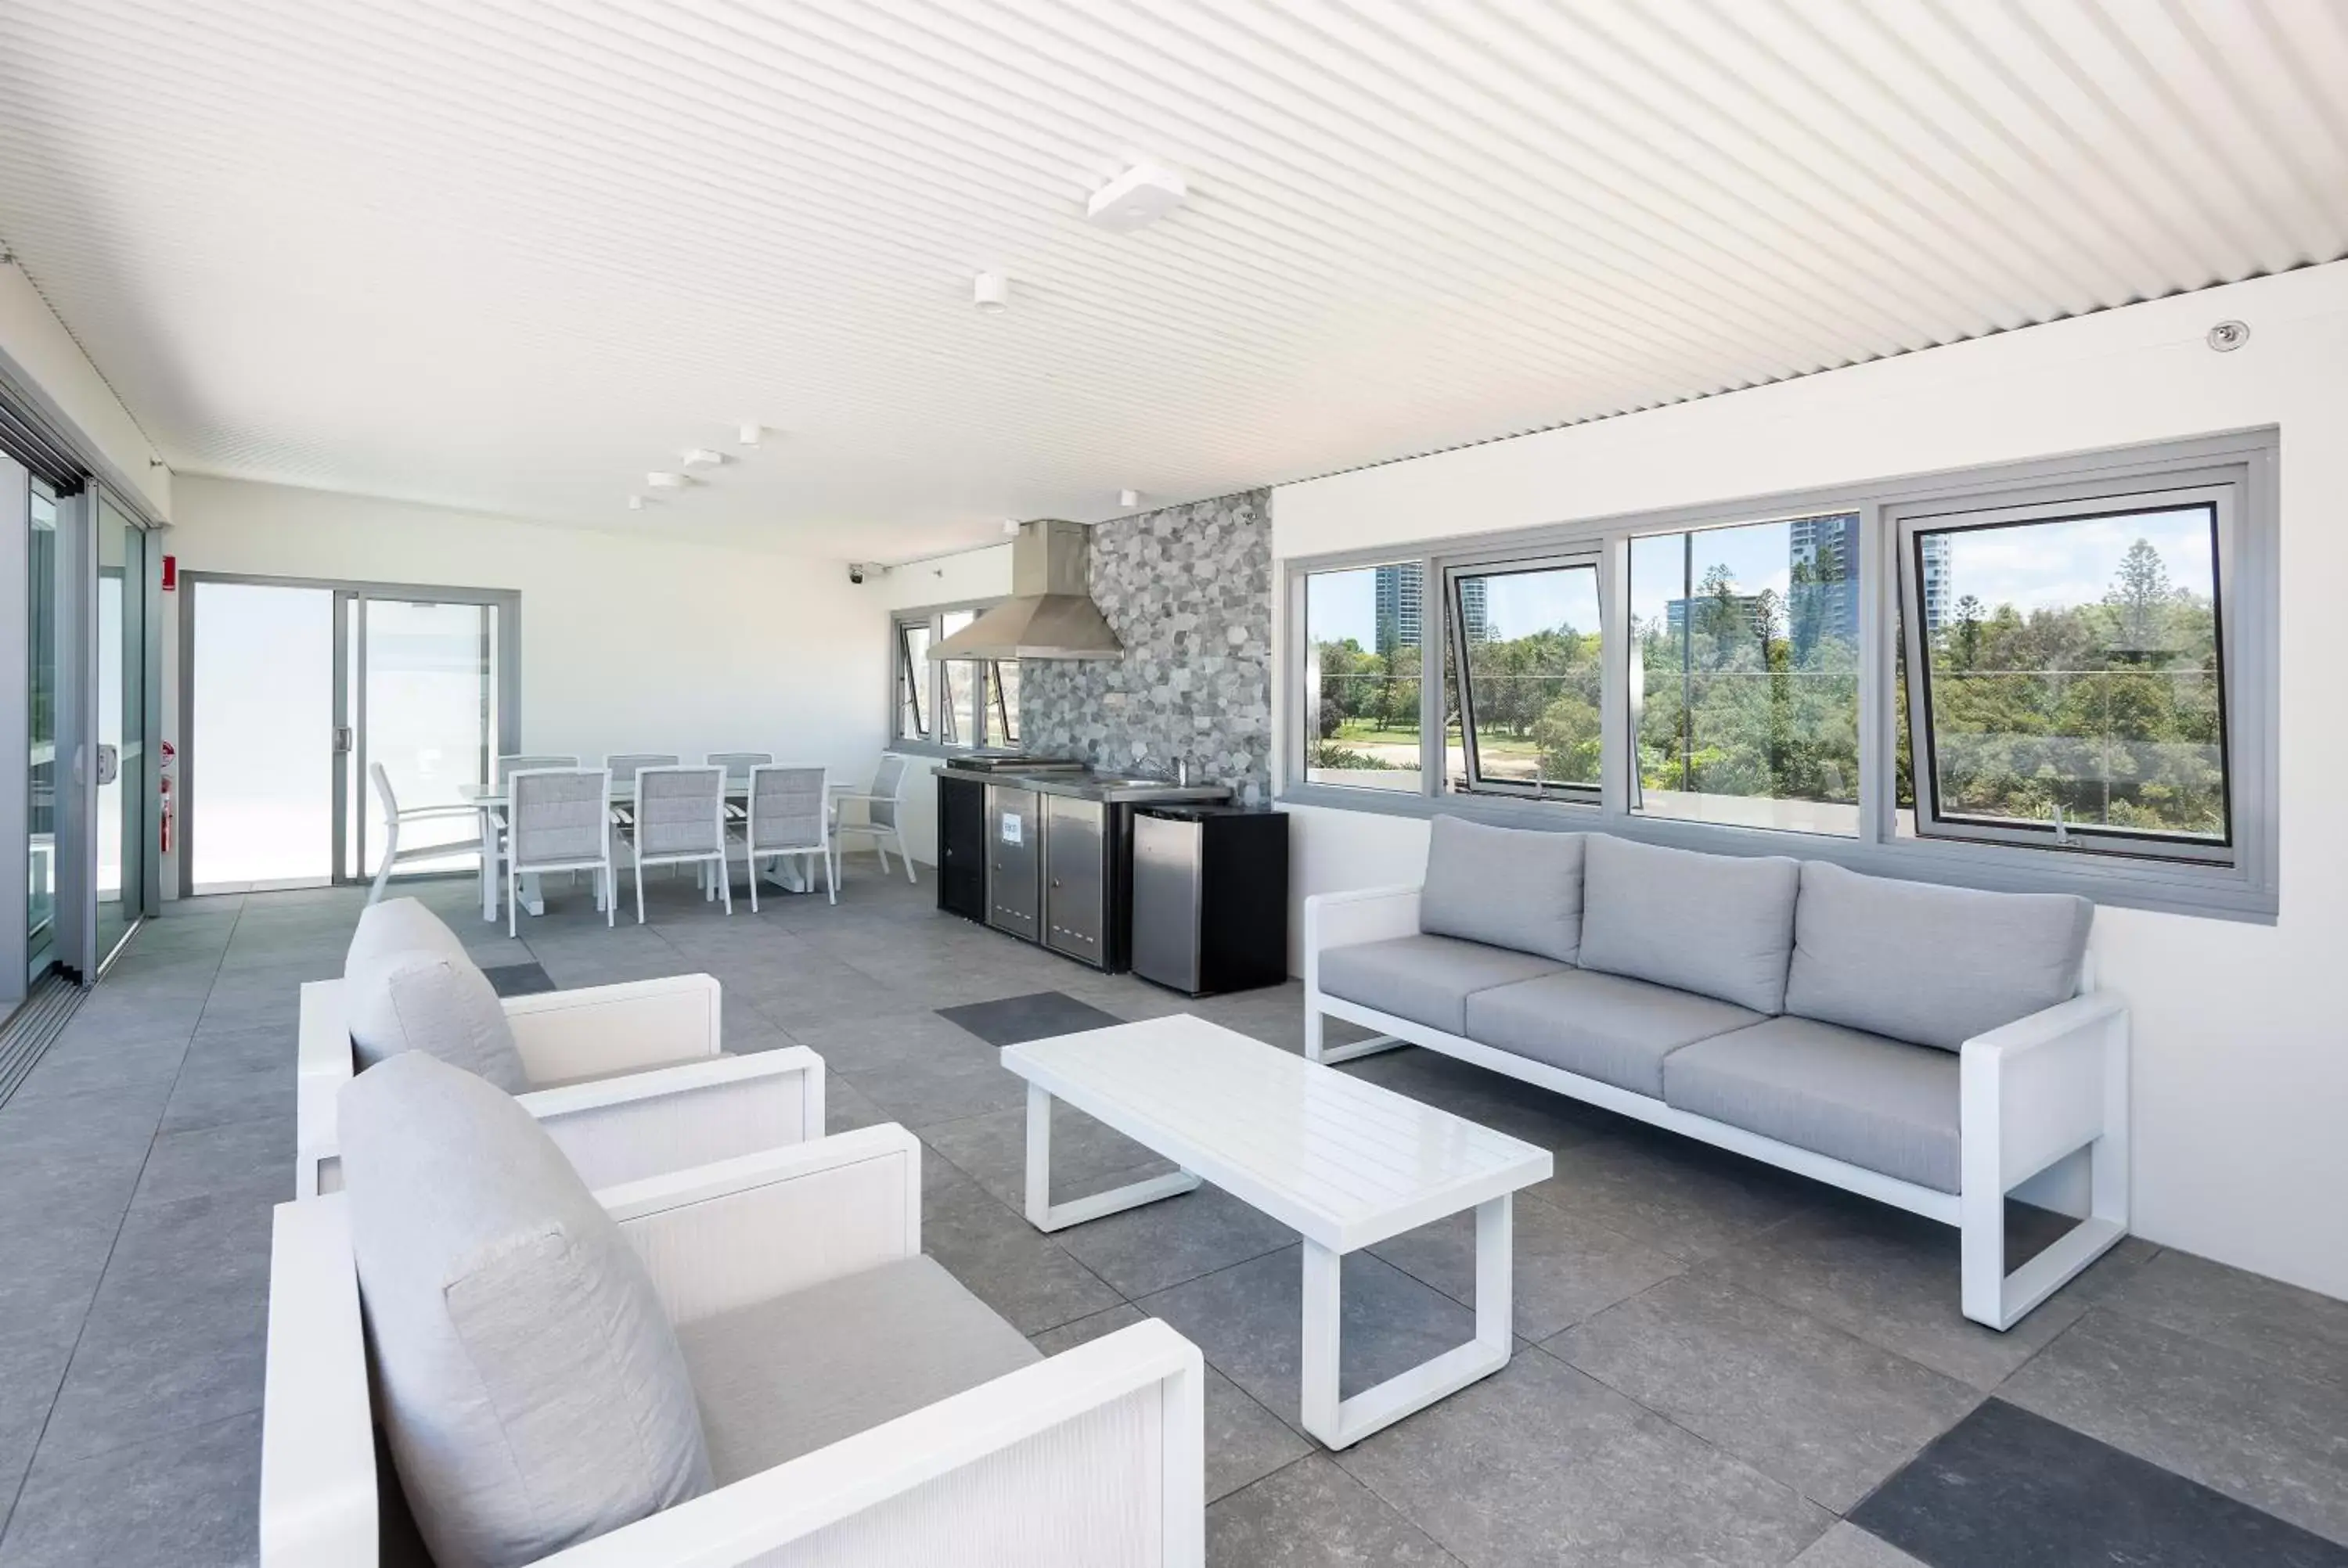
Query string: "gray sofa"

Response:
xmin=1303 ymin=817 xmax=2132 ymax=1329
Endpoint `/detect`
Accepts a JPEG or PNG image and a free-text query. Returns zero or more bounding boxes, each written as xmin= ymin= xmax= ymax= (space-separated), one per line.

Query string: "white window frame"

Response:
xmin=1277 ymin=429 xmax=2279 ymax=922
xmin=887 ymin=600 xmax=1017 ymax=756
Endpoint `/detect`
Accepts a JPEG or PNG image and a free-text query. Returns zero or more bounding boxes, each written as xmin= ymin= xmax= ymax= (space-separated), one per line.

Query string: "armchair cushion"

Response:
xmin=1578 ymin=835 xmax=1801 ymax=1014
xmin=1464 ymin=969 xmax=1762 ymax=1099
xmin=1784 ymin=860 xmax=2094 ymax=1052
xmin=345 ymin=894 xmax=468 ymax=977
xmin=345 ymin=948 xmax=530 ymax=1095
xmin=1662 ymin=1015 xmax=1961 ymax=1192
xmin=1419 ymin=815 xmax=1585 ymax=963
xmin=340 ymin=1055 xmax=711 ymax=1568
xmin=679 ymin=1254 xmax=1040 ymax=1483
xmin=1317 ymin=933 xmax=1566 ymax=1034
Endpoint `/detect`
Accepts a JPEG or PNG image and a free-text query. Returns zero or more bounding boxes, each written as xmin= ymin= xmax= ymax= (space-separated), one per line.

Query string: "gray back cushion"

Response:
xmin=345 ymin=949 xmax=530 ymax=1095
xmin=346 ymin=896 xmax=467 ymax=980
xmin=1784 ymin=861 xmax=2094 ymax=1051
xmin=1578 ymin=835 xmax=1801 ymax=1013
xmin=1419 ymin=815 xmax=1585 ymax=963
xmin=340 ymin=1054 xmax=711 ymax=1568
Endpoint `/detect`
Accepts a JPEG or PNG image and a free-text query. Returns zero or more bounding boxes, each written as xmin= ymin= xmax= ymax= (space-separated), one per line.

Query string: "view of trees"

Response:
xmin=1308 ymin=640 xmax=1420 ymax=771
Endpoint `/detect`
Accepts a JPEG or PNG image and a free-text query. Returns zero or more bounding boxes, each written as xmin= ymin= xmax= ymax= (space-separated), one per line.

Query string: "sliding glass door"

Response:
xmin=94 ymin=496 xmax=147 ymax=962
xmin=183 ymin=576 xmax=517 ymax=895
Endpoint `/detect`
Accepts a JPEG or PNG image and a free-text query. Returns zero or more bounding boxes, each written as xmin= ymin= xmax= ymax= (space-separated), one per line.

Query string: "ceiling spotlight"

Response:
xmin=628 ymin=494 xmax=646 ymax=511
xmin=973 ymin=272 xmax=1011 ymax=312
xmin=680 ymin=448 xmax=726 ymax=467
xmin=1118 ymin=488 xmax=1140 ymax=508
xmin=1086 ymin=164 xmax=1187 ymax=232
xmin=646 ymin=470 xmax=690 ymax=489
xmin=736 ymin=422 xmax=764 ymax=446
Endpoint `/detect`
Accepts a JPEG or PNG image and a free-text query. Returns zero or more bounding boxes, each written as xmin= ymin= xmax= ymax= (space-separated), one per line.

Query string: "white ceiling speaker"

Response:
xmin=736 ymin=422 xmax=765 ymax=446
xmin=1118 ymin=488 xmax=1141 ymax=508
xmin=680 ymin=448 xmax=726 ymax=466
xmin=1086 ymin=164 xmax=1187 ymax=232
xmin=973 ymin=272 xmax=1011 ymax=312
xmin=645 ymin=470 xmax=690 ymax=489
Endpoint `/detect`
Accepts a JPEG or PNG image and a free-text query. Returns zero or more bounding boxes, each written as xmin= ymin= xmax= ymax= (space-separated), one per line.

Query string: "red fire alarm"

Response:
xmin=161 ymin=554 xmax=177 ymax=591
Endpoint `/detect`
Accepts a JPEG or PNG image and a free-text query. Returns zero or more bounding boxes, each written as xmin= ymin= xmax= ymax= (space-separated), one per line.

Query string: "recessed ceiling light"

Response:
xmin=1118 ymin=488 xmax=1141 ymax=508
xmin=736 ymin=422 xmax=765 ymax=446
xmin=1086 ymin=164 xmax=1187 ymax=232
xmin=680 ymin=448 xmax=725 ymax=467
xmin=973 ymin=272 xmax=1011 ymax=312
xmin=646 ymin=470 xmax=689 ymax=489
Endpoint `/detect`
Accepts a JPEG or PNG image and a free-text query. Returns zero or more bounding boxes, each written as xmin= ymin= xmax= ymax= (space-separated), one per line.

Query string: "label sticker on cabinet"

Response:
xmin=999 ymin=812 xmax=1024 ymax=845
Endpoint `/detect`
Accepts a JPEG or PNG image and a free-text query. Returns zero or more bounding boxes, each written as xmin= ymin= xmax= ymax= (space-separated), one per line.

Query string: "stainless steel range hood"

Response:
xmin=931 ymin=518 xmax=1123 ymax=660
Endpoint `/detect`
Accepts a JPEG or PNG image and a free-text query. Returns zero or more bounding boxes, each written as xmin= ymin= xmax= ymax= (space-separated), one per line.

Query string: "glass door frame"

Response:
xmin=178 ymin=574 xmax=521 ymax=897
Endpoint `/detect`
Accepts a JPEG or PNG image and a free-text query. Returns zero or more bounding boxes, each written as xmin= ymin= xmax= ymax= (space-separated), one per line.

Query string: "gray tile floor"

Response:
xmin=3 ymin=865 xmax=2345 ymax=1566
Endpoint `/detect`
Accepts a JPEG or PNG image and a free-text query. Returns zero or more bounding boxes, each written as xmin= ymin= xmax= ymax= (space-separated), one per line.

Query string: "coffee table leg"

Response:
xmin=1299 ymin=1193 xmax=1515 ymax=1450
xmin=1021 ymin=1082 xmax=1201 ymax=1233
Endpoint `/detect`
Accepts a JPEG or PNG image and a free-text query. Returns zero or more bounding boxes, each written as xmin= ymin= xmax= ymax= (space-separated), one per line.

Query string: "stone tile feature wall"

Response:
xmin=1019 ymin=488 xmax=1273 ymax=804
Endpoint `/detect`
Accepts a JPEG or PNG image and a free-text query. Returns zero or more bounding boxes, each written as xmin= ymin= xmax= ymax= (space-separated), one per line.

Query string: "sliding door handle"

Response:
xmin=333 ymin=726 xmax=354 ymax=754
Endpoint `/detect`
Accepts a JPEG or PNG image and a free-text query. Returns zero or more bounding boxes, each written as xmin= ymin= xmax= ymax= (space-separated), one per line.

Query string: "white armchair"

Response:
xmin=296 ymin=969 xmax=825 ymax=1197
xmin=261 ymin=1123 xmax=1208 ymax=1567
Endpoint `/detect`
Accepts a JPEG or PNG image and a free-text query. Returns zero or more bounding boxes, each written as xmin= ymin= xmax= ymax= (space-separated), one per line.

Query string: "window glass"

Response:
xmin=1911 ymin=503 xmax=2226 ymax=847
xmin=1630 ymin=513 xmax=1861 ymax=835
xmin=895 ymin=620 xmax=931 ymax=740
xmin=1303 ymin=564 xmax=1422 ymax=790
xmin=940 ymin=610 xmax=978 ymax=749
xmin=1452 ymin=562 xmax=1601 ymax=794
xmin=988 ymin=660 xmax=1020 ymax=747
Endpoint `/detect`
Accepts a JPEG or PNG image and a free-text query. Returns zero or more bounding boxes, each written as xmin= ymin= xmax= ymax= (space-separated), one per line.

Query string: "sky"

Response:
xmin=1309 ymin=505 xmax=2217 ymax=647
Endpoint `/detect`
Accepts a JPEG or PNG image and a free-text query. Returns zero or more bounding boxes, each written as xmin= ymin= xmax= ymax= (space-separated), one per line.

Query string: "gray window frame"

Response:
xmin=1446 ymin=551 xmax=1605 ymax=802
xmin=887 ymin=598 xmax=1017 ymax=757
xmin=1277 ymin=428 xmax=2281 ymax=923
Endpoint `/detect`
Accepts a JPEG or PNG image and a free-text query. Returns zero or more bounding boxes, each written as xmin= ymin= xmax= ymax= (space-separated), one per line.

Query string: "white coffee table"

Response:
xmin=1000 ymin=1014 xmax=1552 ymax=1449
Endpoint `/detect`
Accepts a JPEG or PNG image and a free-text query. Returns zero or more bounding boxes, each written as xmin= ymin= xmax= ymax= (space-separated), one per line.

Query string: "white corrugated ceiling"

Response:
xmin=2 ymin=0 xmax=2344 ymax=559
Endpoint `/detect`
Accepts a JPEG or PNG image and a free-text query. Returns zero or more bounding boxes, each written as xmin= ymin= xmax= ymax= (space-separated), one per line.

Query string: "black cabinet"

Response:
xmin=935 ymin=774 xmax=987 ymax=922
xmin=1130 ymin=807 xmax=1287 ymax=995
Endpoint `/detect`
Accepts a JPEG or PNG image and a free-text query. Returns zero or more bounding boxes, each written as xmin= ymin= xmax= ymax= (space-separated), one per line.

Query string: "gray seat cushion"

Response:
xmin=1577 ymin=835 xmax=1800 ymax=1014
xmin=339 ymin=1054 xmax=711 ymax=1568
xmin=679 ymin=1255 xmax=1042 ymax=1484
xmin=346 ymin=895 xmax=469 ymax=979
xmin=1464 ymin=969 xmax=1762 ymax=1099
xmin=345 ymin=949 xmax=529 ymax=1095
xmin=1318 ymin=933 xmax=1568 ymax=1035
xmin=1785 ymin=860 xmax=2093 ymax=1052
xmin=1419 ymin=815 xmax=1585 ymax=963
xmin=1662 ymin=1016 xmax=1962 ymax=1192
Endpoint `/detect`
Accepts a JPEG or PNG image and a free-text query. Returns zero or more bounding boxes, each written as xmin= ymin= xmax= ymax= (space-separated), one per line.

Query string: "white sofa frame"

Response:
xmin=1302 ymin=884 xmax=2130 ymax=1332
xmin=295 ymin=971 xmax=825 ymax=1199
xmin=261 ymin=1124 xmax=1207 ymax=1567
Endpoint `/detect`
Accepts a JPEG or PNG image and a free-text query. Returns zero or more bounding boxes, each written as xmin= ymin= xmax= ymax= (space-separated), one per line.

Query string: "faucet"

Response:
xmin=1176 ymin=756 xmax=1190 ymax=787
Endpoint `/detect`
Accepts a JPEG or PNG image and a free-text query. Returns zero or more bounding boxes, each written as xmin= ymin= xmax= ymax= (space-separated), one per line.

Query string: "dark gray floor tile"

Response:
xmin=921 ymin=1099 xmax=1172 ymax=1213
xmin=6 ymin=1033 xmax=188 ymax=1103
xmin=1852 ymin=1397 xmax=2348 ymax=1568
xmin=1700 ymin=1204 xmax=2098 ymax=1390
xmin=1370 ymin=1187 xmax=1684 ymax=1341
xmin=0 ymin=1410 xmax=259 ymax=1568
xmin=1529 ymin=1124 xmax=1814 ymax=1261
xmin=480 ymin=959 xmax=556 ymax=997
xmin=1140 ymin=1246 xmax=1478 ymax=1431
xmin=131 ymin=1116 xmax=292 ymax=1212
xmin=1208 ymin=1455 xmax=1460 ymax=1567
xmin=1549 ymin=1272 xmax=1979 ymax=1512
xmin=1054 ymin=1184 xmax=1298 ymax=1300
xmin=822 ymin=1076 xmax=890 ymax=1134
xmin=917 ymin=1168 xmax=1122 ymax=1336
xmin=38 ymin=1192 xmax=272 ymax=1463
xmin=159 ymin=1059 xmax=292 ymax=1135
xmin=2094 ymin=1246 xmax=2348 ymax=1394
xmin=935 ymin=989 xmax=1123 ymax=1046
xmin=837 ymin=1043 xmax=1028 ymax=1131
xmin=1789 ymin=1522 xmax=1930 ymax=1566
xmin=1338 ymin=1047 xmax=1617 ymax=1153
xmin=1032 ymin=1304 xmax=1312 ymax=1503
xmin=1998 ymin=1309 xmax=2348 ymax=1545
xmin=176 ymin=1026 xmax=294 ymax=1079
xmin=1335 ymin=1345 xmax=1828 ymax=1567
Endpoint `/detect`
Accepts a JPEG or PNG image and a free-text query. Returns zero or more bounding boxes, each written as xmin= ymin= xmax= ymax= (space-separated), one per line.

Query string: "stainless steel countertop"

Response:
xmin=938 ymin=762 xmax=1233 ymax=805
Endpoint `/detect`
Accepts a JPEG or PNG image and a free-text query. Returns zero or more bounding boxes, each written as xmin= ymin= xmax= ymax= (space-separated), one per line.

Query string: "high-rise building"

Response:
xmin=1665 ymin=592 xmax=1768 ymax=640
xmin=1788 ymin=512 xmax=1860 ymax=646
xmin=1919 ymin=533 xmax=1953 ymax=635
xmin=1373 ymin=564 xmax=1421 ymax=655
xmin=1456 ymin=575 xmax=1491 ymax=644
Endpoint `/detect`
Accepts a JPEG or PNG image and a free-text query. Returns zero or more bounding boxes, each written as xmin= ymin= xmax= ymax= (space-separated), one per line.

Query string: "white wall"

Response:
xmin=161 ymin=475 xmax=893 ymax=889
xmin=1274 ymin=261 xmax=2348 ymax=1302
xmin=0 ymin=260 xmax=169 ymax=519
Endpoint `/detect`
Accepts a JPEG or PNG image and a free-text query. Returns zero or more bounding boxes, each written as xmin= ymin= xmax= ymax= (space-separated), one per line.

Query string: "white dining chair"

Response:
xmin=733 ymin=764 xmax=834 ymax=910
xmin=704 ymin=750 xmax=775 ymax=780
xmin=365 ymin=763 xmax=484 ymax=906
xmin=495 ymin=753 xmax=579 ymax=784
xmin=622 ymin=764 xmax=731 ymax=923
xmin=833 ymin=753 xmax=916 ymax=883
xmin=505 ymin=768 xmax=615 ymax=934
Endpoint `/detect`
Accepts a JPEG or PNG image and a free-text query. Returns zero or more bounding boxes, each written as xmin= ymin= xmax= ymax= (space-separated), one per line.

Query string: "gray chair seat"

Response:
xmin=1316 ymin=934 xmax=1568 ymax=1036
xmin=677 ymin=1255 xmax=1041 ymax=1483
xmin=1662 ymin=1016 xmax=1962 ymax=1193
xmin=1465 ymin=969 xmax=1763 ymax=1099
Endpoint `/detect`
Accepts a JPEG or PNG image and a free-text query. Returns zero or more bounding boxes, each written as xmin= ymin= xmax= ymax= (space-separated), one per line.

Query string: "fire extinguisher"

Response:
xmin=160 ymin=739 xmax=175 ymax=854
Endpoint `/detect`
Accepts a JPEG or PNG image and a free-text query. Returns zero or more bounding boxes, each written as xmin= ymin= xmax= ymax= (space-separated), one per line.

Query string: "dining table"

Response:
xmin=456 ymin=777 xmax=855 ymax=922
